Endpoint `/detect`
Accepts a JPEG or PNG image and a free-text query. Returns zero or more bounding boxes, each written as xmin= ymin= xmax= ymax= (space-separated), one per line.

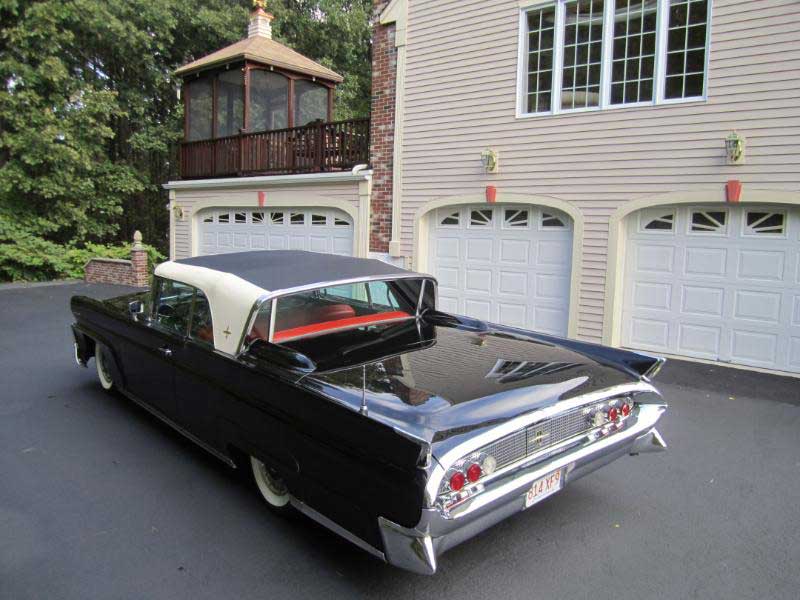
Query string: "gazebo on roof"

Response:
xmin=177 ymin=3 xmax=369 ymax=179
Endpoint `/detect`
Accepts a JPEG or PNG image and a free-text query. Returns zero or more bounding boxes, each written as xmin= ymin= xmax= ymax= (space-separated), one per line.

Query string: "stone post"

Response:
xmin=130 ymin=231 xmax=149 ymax=288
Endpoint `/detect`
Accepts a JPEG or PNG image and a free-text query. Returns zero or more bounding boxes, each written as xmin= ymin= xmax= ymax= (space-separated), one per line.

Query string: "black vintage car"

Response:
xmin=71 ymin=250 xmax=667 ymax=574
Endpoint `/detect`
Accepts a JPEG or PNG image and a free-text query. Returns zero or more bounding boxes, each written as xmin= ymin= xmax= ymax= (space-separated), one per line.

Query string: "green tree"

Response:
xmin=0 ymin=0 xmax=371 ymax=281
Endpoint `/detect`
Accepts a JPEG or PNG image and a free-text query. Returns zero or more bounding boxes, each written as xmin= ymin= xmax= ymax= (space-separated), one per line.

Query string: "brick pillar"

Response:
xmin=130 ymin=231 xmax=149 ymax=288
xmin=369 ymin=0 xmax=397 ymax=253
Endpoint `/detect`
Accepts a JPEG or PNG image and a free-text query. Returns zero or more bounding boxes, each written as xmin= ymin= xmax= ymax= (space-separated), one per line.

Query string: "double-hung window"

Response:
xmin=518 ymin=0 xmax=711 ymax=116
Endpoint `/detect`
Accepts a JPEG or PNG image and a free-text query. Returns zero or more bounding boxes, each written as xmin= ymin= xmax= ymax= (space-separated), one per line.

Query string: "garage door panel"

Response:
xmin=633 ymin=281 xmax=672 ymax=311
xmin=499 ymin=270 xmax=527 ymax=296
xmin=680 ymin=285 xmax=724 ymax=316
xmin=730 ymin=330 xmax=778 ymax=366
xmin=677 ymin=323 xmax=721 ymax=358
xmin=465 ymin=268 xmax=492 ymax=293
xmin=499 ymin=239 xmax=530 ymax=264
xmin=733 ymin=290 xmax=782 ymax=323
xmin=684 ymin=247 xmax=727 ymax=277
xmin=466 ymin=238 xmax=494 ymax=262
xmin=629 ymin=317 xmax=670 ymax=349
xmin=465 ymin=299 xmax=491 ymax=321
xmin=537 ymin=240 xmax=570 ymax=266
xmin=534 ymin=307 xmax=568 ymax=335
xmin=623 ymin=204 xmax=800 ymax=375
xmin=435 ymin=237 xmax=460 ymax=260
xmin=428 ymin=204 xmax=572 ymax=337
xmin=737 ymin=250 xmax=785 ymax=281
xmin=199 ymin=207 xmax=353 ymax=259
xmin=636 ymin=245 xmax=674 ymax=274
xmin=250 ymin=234 xmax=267 ymax=249
xmin=498 ymin=303 xmax=526 ymax=328
xmin=789 ymin=338 xmax=800 ymax=369
xmin=536 ymin=273 xmax=569 ymax=300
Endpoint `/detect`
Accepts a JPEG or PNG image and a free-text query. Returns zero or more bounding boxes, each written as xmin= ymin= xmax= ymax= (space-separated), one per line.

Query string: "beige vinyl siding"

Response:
xmin=172 ymin=181 xmax=362 ymax=259
xmin=399 ymin=0 xmax=800 ymax=342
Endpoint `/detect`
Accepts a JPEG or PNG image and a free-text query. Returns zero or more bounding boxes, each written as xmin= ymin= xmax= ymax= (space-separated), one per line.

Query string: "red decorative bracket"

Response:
xmin=258 ymin=191 xmax=266 ymax=207
xmin=726 ymin=180 xmax=742 ymax=203
xmin=485 ymin=185 xmax=497 ymax=203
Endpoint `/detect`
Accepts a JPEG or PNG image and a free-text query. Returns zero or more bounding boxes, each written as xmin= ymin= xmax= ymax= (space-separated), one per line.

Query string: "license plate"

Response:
xmin=524 ymin=469 xmax=563 ymax=508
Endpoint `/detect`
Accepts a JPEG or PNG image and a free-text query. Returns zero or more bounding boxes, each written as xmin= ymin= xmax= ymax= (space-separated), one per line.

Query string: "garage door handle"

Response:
xmin=158 ymin=346 xmax=173 ymax=358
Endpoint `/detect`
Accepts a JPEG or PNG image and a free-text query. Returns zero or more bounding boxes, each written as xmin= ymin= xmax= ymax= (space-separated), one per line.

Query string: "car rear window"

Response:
xmin=269 ymin=281 xmax=414 ymax=343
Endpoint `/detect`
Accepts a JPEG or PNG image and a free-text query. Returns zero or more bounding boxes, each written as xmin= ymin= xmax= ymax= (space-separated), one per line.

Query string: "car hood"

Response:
xmin=301 ymin=322 xmax=647 ymax=446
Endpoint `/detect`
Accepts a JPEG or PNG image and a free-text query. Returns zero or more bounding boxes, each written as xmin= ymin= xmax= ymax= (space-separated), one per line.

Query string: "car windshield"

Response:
xmin=247 ymin=279 xmax=420 ymax=345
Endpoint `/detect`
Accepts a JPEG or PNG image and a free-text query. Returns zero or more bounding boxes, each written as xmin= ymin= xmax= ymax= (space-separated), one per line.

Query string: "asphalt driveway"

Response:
xmin=1 ymin=282 xmax=798 ymax=600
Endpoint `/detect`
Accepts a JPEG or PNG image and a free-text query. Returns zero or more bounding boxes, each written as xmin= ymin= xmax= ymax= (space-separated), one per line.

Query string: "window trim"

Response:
xmin=516 ymin=0 xmax=712 ymax=119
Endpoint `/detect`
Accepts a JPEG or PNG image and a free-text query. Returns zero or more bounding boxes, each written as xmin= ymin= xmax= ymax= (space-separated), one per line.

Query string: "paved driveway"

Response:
xmin=1 ymin=282 xmax=798 ymax=600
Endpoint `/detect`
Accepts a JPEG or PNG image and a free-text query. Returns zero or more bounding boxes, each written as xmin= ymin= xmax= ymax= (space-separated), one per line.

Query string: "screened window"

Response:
xmin=520 ymin=0 xmax=710 ymax=115
xmin=294 ymin=80 xmax=328 ymax=126
xmin=187 ymin=77 xmax=213 ymax=141
xmin=216 ymin=70 xmax=244 ymax=137
xmin=249 ymin=70 xmax=288 ymax=131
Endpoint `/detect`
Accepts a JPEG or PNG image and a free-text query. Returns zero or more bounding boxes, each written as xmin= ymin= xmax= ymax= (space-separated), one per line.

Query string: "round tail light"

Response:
xmin=466 ymin=463 xmax=482 ymax=483
xmin=621 ymin=403 xmax=631 ymax=417
xmin=607 ymin=407 xmax=619 ymax=422
xmin=449 ymin=471 xmax=466 ymax=491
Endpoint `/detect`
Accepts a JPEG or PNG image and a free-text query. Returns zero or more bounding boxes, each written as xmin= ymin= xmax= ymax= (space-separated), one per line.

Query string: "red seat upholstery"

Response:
xmin=312 ymin=304 xmax=356 ymax=323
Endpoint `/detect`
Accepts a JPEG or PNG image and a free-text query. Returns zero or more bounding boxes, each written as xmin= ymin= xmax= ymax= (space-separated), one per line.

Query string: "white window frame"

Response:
xmin=516 ymin=0 xmax=712 ymax=118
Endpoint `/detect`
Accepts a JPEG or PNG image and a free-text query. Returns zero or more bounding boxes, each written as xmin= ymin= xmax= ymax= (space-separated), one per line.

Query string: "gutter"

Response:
xmin=163 ymin=168 xmax=373 ymax=191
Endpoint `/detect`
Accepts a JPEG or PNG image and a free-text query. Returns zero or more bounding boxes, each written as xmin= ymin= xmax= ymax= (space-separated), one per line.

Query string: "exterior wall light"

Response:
xmin=481 ymin=148 xmax=499 ymax=173
xmin=725 ymin=131 xmax=745 ymax=165
xmin=172 ymin=204 xmax=185 ymax=220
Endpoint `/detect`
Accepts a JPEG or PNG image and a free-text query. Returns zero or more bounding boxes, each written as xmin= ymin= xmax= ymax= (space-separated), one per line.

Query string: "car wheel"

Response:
xmin=250 ymin=456 xmax=292 ymax=513
xmin=95 ymin=343 xmax=115 ymax=392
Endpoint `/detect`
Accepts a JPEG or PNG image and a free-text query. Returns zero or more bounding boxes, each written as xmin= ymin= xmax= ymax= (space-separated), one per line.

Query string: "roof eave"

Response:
xmin=174 ymin=53 xmax=343 ymax=83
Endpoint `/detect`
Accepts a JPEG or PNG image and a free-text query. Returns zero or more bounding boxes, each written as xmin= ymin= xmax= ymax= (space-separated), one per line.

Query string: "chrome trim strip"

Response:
xmin=290 ymin=497 xmax=386 ymax=561
xmin=73 ymin=342 xmax=87 ymax=368
xmin=268 ymin=298 xmax=277 ymax=342
xmin=424 ymin=380 xmax=658 ymax=506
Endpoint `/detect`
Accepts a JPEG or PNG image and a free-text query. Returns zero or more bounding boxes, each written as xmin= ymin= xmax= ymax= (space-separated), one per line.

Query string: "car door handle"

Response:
xmin=158 ymin=346 xmax=173 ymax=358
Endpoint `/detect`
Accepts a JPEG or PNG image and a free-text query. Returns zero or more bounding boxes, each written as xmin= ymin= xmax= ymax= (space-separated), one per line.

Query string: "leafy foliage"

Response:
xmin=0 ymin=0 xmax=372 ymax=281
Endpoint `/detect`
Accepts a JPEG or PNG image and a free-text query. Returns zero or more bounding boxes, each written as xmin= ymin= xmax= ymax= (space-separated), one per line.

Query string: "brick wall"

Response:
xmin=369 ymin=0 xmax=397 ymax=253
xmin=84 ymin=233 xmax=149 ymax=287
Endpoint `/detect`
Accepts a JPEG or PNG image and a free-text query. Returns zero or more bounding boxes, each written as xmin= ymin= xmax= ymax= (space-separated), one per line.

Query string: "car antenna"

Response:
xmin=360 ymin=364 xmax=368 ymax=416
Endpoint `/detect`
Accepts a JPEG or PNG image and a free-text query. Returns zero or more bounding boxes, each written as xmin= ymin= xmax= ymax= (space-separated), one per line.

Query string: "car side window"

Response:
xmin=189 ymin=289 xmax=214 ymax=346
xmin=366 ymin=281 xmax=400 ymax=310
xmin=154 ymin=278 xmax=194 ymax=336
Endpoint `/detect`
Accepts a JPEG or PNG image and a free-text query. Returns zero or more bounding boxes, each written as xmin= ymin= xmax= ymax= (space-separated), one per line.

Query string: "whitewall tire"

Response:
xmin=95 ymin=343 xmax=115 ymax=392
xmin=250 ymin=456 xmax=291 ymax=512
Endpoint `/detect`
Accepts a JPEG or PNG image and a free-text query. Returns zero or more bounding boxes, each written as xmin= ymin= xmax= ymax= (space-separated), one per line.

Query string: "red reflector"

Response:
xmin=621 ymin=403 xmax=631 ymax=417
xmin=466 ymin=463 xmax=482 ymax=483
xmin=449 ymin=471 xmax=466 ymax=491
xmin=607 ymin=407 xmax=619 ymax=422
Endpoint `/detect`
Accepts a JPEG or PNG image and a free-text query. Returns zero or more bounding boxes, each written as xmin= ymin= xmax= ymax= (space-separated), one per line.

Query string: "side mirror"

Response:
xmin=244 ymin=339 xmax=316 ymax=373
xmin=129 ymin=300 xmax=144 ymax=316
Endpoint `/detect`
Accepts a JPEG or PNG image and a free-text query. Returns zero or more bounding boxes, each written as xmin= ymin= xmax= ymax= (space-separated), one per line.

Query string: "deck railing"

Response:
xmin=179 ymin=118 xmax=370 ymax=179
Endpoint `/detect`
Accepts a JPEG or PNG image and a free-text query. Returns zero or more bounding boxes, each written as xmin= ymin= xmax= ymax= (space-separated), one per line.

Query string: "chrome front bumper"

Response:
xmin=379 ymin=403 xmax=667 ymax=574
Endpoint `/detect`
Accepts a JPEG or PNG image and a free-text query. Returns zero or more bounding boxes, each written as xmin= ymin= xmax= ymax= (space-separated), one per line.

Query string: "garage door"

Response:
xmin=428 ymin=204 xmax=573 ymax=336
xmin=622 ymin=204 xmax=800 ymax=374
xmin=199 ymin=207 xmax=353 ymax=256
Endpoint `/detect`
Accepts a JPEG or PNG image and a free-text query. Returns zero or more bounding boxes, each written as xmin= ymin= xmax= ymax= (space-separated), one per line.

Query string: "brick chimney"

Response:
xmin=248 ymin=6 xmax=274 ymax=39
xmin=369 ymin=0 xmax=397 ymax=254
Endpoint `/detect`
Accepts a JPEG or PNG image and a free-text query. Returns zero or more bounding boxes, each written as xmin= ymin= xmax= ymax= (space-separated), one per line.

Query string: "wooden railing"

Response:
xmin=179 ymin=118 xmax=370 ymax=179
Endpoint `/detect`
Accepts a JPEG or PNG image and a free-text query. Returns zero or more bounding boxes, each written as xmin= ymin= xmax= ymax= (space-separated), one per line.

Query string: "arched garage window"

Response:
xmin=294 ymin=79 xmax=328 ymax=126
xmin=249 ymin=70 xmax=288 ymax=131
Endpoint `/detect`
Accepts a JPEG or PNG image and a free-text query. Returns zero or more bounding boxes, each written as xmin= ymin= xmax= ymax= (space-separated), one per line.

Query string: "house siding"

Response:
xmin=170 ymin=180 xmax=365 ymax=259
xmin=398 ymin=0 xmax=800 ymax=342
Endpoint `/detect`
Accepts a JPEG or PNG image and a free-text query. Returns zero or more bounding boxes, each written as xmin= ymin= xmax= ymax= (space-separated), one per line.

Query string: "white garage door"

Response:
xmin=199 ymin=207 xmax=353 ymax=256
xmin=428 ymin=204 xmax=573 ymax=336
xmin=622 ymin=204 xmax=800 ymax=374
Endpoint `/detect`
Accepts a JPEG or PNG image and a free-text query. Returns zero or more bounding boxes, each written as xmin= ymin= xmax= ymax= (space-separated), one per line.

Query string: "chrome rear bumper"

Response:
xmin=379 ymin=403 xmax=667 ymax=574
